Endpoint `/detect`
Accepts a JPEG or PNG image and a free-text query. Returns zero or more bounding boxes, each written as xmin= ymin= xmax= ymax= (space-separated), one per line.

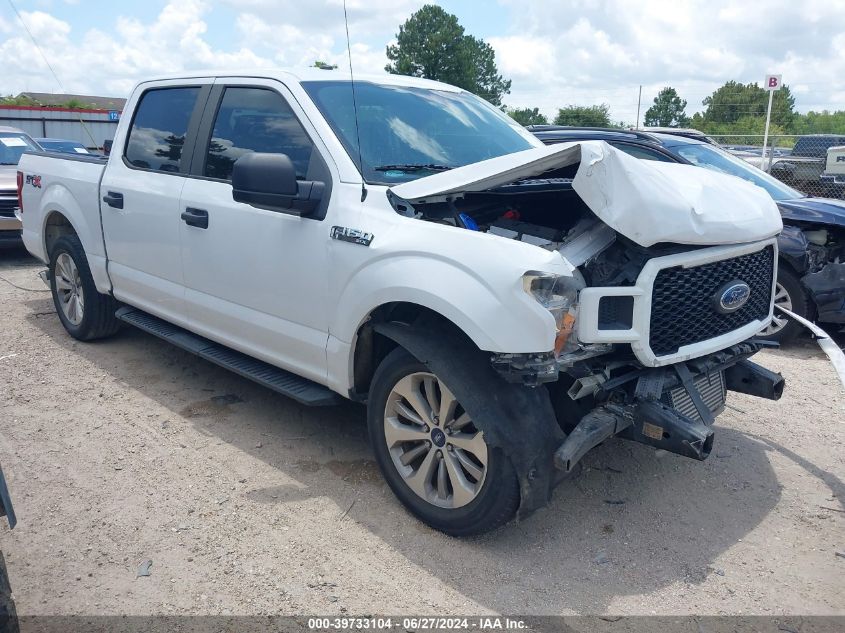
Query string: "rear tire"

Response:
xmin=49 ymin=235 xmax=121 ymax=341
xmin=367 ymin=347 xmax=519 ymax=536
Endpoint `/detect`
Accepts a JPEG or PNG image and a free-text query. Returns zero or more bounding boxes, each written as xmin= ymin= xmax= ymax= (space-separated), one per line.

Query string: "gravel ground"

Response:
xmin=0 ymin=246 xmax=843 ymax=617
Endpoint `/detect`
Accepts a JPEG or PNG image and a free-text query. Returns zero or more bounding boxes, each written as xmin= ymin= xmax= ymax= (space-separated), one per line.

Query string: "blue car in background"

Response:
xmin=34 ymin=138 xmax=101 ymax=157
xmin=529 ymin=126 xmax=845 ymax=343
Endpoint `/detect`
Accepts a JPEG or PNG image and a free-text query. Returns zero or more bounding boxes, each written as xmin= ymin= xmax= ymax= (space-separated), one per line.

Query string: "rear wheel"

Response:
xmin=758 ymin=265 xmax=809 ymax=344
xmin=367 ymin=347 xmax=519 ymax=536
xmin=49 ymin=235 xmax=121 ymax=341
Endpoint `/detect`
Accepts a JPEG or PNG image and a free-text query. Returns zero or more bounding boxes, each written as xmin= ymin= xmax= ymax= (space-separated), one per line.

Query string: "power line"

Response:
xmin=5 ymin=0 xmax=98 ymax=148
xmin=5 ymin=0 xmax=65 ymax=93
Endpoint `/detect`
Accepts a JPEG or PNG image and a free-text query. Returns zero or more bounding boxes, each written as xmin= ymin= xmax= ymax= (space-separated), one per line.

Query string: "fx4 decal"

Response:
xmin=25 ymin=174 xmax=42 ymax=188
xmin=331 ymin=226 xmax=373 ymax=246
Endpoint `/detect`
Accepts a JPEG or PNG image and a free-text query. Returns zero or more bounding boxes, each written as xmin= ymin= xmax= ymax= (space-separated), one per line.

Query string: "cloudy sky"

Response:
xmin=0 ymin=0 xmax=842 ymax=123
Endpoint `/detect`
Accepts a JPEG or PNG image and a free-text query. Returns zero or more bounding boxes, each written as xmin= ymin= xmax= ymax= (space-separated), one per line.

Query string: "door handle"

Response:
xmin=181 ymin=207 xmax=209 ymax=229
xmin=102 ymin=191 xmax=123 ymax=209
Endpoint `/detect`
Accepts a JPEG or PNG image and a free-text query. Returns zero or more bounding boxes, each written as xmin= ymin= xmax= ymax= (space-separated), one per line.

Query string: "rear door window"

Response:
xmin=125 ymin=87 xmax=200 ymax=172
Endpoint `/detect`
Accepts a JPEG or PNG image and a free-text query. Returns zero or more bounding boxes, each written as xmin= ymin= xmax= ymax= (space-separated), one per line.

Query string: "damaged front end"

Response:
xmin=384 ymin=141 xmax=787 ymax=512
xmin=551 ymin=343 xmax=784 ymax=474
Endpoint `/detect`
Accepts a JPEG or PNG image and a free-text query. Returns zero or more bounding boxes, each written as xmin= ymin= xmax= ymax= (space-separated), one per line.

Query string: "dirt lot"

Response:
xmin=0 ymin=246 xmax=843 ymax=617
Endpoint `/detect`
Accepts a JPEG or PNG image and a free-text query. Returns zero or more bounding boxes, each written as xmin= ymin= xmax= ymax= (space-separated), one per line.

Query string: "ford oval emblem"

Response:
xmin=713 ymin=281 xmax=751 ymax=314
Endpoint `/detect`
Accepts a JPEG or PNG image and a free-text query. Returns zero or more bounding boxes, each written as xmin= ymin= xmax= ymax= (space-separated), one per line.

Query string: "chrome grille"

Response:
xmin=662 ymin=371 xmax=726 ymax=423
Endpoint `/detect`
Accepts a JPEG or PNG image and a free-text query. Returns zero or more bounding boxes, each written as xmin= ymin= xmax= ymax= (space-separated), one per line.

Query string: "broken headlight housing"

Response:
xmin=522 ymin=271 xmax=581 ymax=356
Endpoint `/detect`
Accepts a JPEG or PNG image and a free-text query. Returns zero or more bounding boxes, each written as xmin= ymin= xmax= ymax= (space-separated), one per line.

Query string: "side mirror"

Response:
xmin=103 ymin=139 xmax=113 ymax=156
xmin=232 ymin=153 xmax=324 ymax=216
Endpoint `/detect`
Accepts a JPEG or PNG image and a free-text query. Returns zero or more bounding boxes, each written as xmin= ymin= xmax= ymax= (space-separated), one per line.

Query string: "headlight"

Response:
xmin=522 ymin=271 xmax=580 ymax=356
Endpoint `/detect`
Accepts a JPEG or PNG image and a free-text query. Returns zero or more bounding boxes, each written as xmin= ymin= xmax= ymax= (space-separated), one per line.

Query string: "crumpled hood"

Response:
xmin=777 ymin=197 xmax=845 ymax=228
xmin=388 ymin=141 xmax=783 ymax=247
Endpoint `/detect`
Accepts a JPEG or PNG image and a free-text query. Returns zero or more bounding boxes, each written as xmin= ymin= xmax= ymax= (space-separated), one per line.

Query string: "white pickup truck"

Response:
xmin=18 ymin=69 xmax=786 ymax=535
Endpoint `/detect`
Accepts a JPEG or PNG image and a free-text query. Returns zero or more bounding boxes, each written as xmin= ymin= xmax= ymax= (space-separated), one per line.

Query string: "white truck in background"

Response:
xmin=18 ymin=69 xmax=785 ymax=535
xmin=821 ymin=144 xmax=845 ymax=196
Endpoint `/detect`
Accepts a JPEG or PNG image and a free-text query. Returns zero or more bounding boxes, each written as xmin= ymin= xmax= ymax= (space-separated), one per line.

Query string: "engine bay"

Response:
xmin=395 ymin=177 xmax=703 ymax=287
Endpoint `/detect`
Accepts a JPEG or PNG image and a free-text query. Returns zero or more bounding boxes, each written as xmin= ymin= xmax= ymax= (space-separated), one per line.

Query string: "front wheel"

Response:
xmin=49 ymin=235 xmax=121 ymax=341
xmin=367 ymin=347 xmax=519 ymax=536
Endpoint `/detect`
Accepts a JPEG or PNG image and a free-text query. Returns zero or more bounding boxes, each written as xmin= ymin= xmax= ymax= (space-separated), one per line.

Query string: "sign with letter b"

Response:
xmin=765 ymin=75 xmax=782 ymax=91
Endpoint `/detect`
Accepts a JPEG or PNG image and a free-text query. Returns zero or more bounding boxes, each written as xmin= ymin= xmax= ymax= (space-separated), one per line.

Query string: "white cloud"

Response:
xmin=494 ymin=0 xmax=845 ymax=122
xmin=1 ymin=2 xmax=264 ymax=95
xmin=0 ymin=0 xmax=842 ymax=126
xmin=0 ymin=0 xmax=422 ymax=97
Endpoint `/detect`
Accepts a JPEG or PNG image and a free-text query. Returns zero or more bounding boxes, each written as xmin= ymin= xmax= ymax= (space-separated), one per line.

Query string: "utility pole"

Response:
xmin=762 ymin=74 xmax=782 ymax=172
xmin=636 ymin=85 xmax=642 ymax=130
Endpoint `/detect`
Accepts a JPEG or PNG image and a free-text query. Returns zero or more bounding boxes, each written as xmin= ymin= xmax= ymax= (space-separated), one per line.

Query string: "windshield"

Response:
xmin=0 ymin=132 xmax=40 ymax=165
xmin=673 ymin=142 xmax=804 ymax=201
xmin=302 ymin=80 xmax=537 ymax=184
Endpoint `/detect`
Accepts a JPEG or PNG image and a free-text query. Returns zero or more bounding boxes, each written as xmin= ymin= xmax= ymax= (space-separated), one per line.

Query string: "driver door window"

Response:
xmin=203 ymin=87 xmax=314 ymax=181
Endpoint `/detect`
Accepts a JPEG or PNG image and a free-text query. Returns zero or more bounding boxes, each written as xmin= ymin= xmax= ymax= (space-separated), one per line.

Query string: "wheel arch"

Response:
xmin=350 ymin=301 xmax=480 ymax=399
xmin=43 ymin=209 xmax=80 ymax=258
xmin=39 ymin=198 xmax=111 ymax=294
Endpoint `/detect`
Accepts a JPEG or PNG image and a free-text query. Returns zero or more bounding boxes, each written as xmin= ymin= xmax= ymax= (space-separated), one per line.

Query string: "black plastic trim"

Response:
xmin=115 ymin=306 xmax=341 ymax=407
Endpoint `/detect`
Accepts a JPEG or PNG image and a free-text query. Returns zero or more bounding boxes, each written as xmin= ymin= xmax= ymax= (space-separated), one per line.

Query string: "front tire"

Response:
xmin=49 ymin=235 xmax=121 ymax=341
xmin=367 ymin=347 xmax=519 ymax=536
xmin=758 ymin=265 xmax=810 ymax=344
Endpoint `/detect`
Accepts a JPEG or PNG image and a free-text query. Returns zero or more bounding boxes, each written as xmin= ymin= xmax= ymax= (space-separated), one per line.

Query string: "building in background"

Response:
xmin=0 ymin=93 xmax=126 ymax=150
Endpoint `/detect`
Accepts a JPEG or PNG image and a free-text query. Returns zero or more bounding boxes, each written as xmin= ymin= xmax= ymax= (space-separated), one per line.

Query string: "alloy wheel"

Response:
xmin=759 ymin=280 xmax=792 ymax=337
xmin=55 ymin=252 xmax=84 ymax=326
xmin=383 ymin=372 xmax=488 ymax=509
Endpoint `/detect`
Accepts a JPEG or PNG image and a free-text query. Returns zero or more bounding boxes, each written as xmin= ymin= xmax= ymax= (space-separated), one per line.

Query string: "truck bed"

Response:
xmin=19 ymin=150 xmax=111 ymax=293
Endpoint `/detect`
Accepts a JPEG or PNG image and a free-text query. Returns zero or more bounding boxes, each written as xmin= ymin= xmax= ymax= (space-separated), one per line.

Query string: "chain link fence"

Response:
xmin=709 ymin=134 xmax=845 ymax=199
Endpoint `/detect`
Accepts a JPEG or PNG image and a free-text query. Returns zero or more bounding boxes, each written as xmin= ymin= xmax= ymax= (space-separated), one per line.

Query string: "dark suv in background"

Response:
xmin=529 ymin=126 xmax=845 ymax=342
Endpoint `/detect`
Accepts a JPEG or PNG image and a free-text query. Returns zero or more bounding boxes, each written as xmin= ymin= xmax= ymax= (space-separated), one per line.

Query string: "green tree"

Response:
xmin=691 ymin=113 xmax=787 ymax=139
xmin=507 ymin=107 xmax=548 ymax=126
xmin=644 ymin=86 xmax=688 ymax=127
xmin=701 ymin=80 xmax=796 ymax=129
xmin=0 ymin=94 xmax=94 ymax=109
xmin=0 ymin=94 xmax=39 ymax=106
xmin=553 ymin=104 xmax=612 ymax=127
xmin=61 ymin=98 xmax=93 ymax=109
xmin=385 ymin=4 xmax=511 ymax=105
xmin=792 ymin=110 xmax=845 ymax=135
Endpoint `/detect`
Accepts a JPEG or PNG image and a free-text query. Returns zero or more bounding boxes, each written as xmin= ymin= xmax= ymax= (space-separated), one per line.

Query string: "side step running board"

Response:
xmin=115 ymin=307 xmax=341 ymax=407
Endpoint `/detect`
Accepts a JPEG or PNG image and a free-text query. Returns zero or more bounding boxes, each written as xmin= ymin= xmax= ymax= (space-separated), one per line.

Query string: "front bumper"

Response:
xmin=0 ymin=227 xmax=22 ymax=246
xmin=553 ymin=342 xmax=784 ymax=472
xmin=0 ymin=217 xmax=22 ymax=232
xmin=0 ymin=196 xmax=22 ymax=244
